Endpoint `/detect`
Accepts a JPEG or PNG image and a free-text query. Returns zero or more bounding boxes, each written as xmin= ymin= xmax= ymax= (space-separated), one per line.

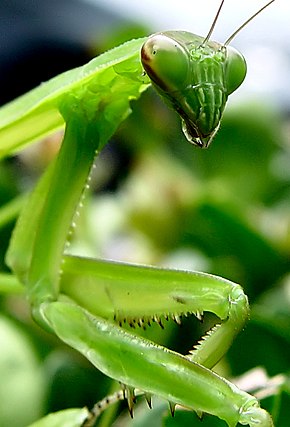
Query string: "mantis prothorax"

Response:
xmin=0 ymin=1 xmax=275 ymax=426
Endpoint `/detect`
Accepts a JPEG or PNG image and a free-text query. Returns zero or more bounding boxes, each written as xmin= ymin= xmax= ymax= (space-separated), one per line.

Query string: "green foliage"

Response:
xmin=0 ymin=315 xmax=44 ymax=426
xmin=28 ymin=409 xmax=88 ymax=427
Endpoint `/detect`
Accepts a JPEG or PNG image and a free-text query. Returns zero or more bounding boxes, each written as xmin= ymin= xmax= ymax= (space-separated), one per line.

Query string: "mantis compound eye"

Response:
xmin=225 ymin=46 xmax=247 ymax=95
xmin=141 ymin=34 xmax=190 ymax=92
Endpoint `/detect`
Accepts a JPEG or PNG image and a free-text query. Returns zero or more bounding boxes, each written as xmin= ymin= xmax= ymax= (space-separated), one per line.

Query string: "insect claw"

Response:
xmin=128 ymin=321 xmax=135 ymax=328
xmin=173 ymin=314 xmax=182 ymax=325
xmin=126 ymin=387 xmax=136 ymax=418
xmin=145 ymin=393 xmax=152 ymax=409
xmin=159 ymin=319 xmax=164 ymax=329
xmin=169 ymin=401 xmax=176 ymax=417
xmin=128 ymin=404 xmax=134 ymax=419
xmin=120 ymin=383 xmax=126 ymax=400
xmin=195 ymin=310 xmax=204 ymax=321
xmin=195 ymin=409 xmax=204 ymax=420
xmin=137 ymin=318 xmax=146 ymax=329
xmin=154 ymin=315 xmax=164 ymax=329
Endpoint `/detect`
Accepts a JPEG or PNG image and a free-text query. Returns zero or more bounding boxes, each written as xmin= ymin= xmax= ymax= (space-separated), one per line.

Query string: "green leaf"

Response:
xmin=27 ymin=408 xmax=88 ymax=427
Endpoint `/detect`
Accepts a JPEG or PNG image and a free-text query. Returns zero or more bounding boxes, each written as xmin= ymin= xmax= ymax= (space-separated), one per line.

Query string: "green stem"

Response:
xmin=0 ymin=194 xmax=26 ymax=229
xmin=0 ymin=273 xmax=23 ymax=294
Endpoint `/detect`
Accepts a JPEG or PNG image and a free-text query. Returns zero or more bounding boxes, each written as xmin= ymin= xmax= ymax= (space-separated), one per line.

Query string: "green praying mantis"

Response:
xmin=0 ymin=0 xmax=277 ymax=426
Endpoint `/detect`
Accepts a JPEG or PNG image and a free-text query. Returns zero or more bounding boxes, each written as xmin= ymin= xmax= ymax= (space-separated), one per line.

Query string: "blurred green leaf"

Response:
xmin=28 ymin=408 xmax=88 ymax=427
xmin=0 ymin=315 xmax=45 ymax=427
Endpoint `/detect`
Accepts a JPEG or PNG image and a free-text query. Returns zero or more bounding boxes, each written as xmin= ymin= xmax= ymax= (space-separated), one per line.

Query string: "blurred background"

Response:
xmin=0 ymin=1 xmax=290 ymax=426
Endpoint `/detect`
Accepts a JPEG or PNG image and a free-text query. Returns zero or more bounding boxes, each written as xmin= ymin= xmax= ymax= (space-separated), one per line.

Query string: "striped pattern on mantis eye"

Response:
xmin=141 ymin=31 xmax=246 ymax=148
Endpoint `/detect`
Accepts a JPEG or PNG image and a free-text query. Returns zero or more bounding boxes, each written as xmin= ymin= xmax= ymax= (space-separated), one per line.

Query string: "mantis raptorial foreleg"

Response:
xmin=1 ymin=1 xmax=277 ymax=426
xmin=5 ymin=83 xmax=272 ymax=427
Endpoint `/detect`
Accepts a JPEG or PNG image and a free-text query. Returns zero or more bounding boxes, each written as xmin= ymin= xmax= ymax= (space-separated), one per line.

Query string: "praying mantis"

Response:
xmin=0 ymin=0 xmax=277 ymax=425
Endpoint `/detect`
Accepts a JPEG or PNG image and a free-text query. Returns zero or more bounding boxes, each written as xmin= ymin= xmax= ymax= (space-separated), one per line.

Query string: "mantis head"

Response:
xmin=141 ymin=0 xmax=275 ymax=148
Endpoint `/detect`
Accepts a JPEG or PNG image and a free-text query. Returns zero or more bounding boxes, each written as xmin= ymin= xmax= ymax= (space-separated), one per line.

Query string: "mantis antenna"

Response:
xmin=202 ymin=0 xmax=276 ymax=47
xmin=224 ymin=0 xmax=276 ymax=45
xmin=201 ymin=0 xmax=225 ymax=45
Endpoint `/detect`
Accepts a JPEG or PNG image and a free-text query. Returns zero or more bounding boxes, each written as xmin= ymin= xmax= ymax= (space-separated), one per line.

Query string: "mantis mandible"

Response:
xmin=0 ymin=1 xmax=276 ymax=426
